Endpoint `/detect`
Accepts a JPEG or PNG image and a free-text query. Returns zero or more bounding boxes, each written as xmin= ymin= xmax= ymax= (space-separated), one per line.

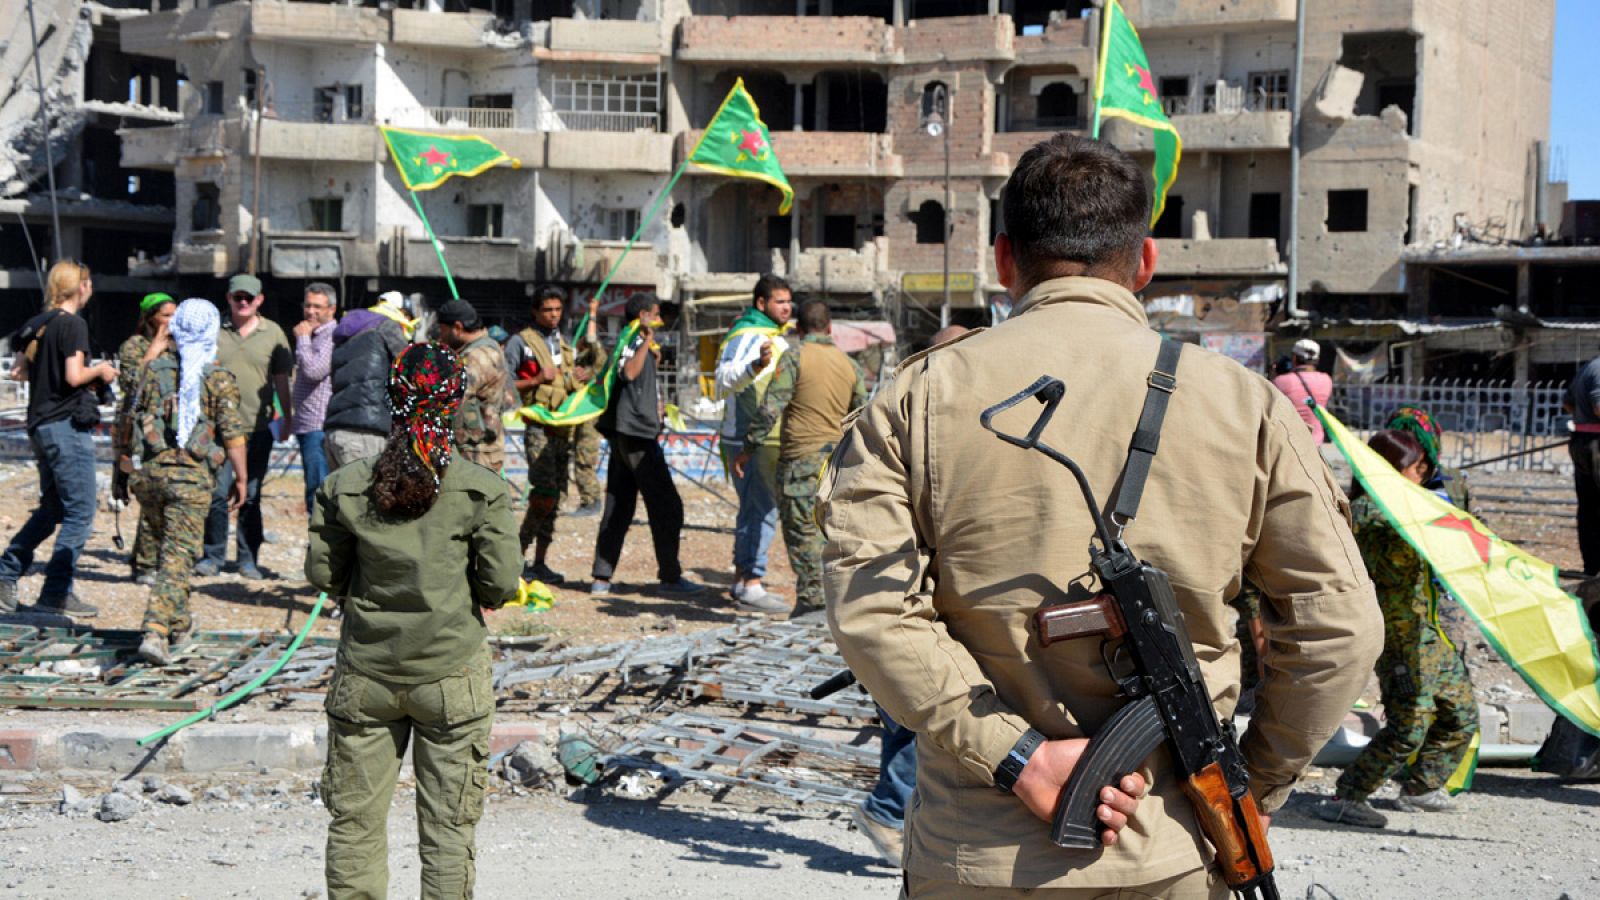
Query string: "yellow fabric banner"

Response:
xmin=1319 ymin=407 xmax=1600 ymax=738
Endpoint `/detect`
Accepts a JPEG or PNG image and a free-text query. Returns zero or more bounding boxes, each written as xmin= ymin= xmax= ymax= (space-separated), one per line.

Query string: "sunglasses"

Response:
xmin=229 ymin=293 xmax=255 ymax=303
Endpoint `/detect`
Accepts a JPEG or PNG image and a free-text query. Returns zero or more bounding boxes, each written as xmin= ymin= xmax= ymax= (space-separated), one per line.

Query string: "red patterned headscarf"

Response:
xmin=388 ymin=343 xmax=465 ymax=485
xmin=1386 ymin=405 xmax=1443 ymax=469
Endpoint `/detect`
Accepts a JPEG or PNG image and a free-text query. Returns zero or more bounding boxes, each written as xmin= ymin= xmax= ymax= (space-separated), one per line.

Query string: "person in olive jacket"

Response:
xmin=306 ymin=342 xmax=520 ymax=900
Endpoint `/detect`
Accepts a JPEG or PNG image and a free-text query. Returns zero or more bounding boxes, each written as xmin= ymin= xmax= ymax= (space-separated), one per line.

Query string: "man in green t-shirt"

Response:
xmin=197 ymin=274 xmax=293 ymax=580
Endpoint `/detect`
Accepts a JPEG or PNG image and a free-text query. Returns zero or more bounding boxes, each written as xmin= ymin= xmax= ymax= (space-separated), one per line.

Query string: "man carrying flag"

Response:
xmin=714 ymin=274 xmax=793 ymax=615
xmin=504 ymin=287 xmax=606 ymax=584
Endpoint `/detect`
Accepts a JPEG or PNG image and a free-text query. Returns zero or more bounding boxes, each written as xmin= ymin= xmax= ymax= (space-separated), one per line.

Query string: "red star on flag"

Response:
xmin=1430 ymin=512 xmax=1493 ymax=565
xmin=419 ymin=146 xmax=451 ymax=167
xmin=737 ymin=130 xmax=766 ymax=156
xmin=1131 ymin=64 xmax=1156 ymax=99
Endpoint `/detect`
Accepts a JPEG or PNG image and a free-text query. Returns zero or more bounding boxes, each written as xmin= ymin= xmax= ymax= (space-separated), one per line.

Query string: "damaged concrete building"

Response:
xmin=1 ymin=0 xmax=179 ymax=348
xmin=114 ymin=0 xmax=1581 ymax=381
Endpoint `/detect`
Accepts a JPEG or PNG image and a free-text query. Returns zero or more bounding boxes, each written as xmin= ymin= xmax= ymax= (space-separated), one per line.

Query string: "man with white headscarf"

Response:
xmin=127 ymin=298 xmax=249 ymax=665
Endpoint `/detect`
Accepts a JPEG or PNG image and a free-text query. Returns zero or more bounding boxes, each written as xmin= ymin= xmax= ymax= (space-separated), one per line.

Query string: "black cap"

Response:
xmin=436 ymin=299 xmax=482 ymax=329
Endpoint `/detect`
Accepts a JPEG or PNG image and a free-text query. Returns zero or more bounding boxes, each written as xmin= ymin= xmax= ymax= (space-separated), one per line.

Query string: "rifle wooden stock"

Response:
xmin=1180 ymin=761 xmax=1275 ymax=891
xmin=1034 ymin=594 xmax=1126 ymax=646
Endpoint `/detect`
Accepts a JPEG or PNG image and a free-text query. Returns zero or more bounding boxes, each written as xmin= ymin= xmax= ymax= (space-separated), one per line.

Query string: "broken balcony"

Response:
xmin=538 ymin=17 xmax=663 ymax=60
xmin=398 ymin=235 xmax=523 ymax=281
xmin=1153 ymin=237 xmax=1285 ymax=277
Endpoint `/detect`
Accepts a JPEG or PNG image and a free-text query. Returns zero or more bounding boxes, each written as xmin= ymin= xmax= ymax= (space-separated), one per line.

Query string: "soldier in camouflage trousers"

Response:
xmin=571 ymin=421 xmax=603 ymax=508
xmin=130 ymin=299 xmax=248 ymax=666
xmin=744 ymin=301 xmax=865 ymax=616
xmin=1322 ymin=429 xmax=1478 ymax=829
xmin=115 ymin=293 xmax=177 ymax=581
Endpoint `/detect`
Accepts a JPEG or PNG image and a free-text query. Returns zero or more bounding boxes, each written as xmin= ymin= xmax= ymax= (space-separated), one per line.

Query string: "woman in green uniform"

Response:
xmin=1318 ymin=429 xmax=1478 ymax=829
xmin=307 ymin=343 xmax=520 ymax=899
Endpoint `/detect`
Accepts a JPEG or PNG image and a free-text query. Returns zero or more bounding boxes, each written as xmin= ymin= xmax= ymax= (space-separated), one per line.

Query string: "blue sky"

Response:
xmin=1552 ymin=1 xmax=1599 ymax=200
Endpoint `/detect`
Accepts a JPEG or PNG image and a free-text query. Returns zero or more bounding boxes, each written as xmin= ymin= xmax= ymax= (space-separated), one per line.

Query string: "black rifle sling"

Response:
xmin=1111 ymin=339 xmax=1183 ymax=529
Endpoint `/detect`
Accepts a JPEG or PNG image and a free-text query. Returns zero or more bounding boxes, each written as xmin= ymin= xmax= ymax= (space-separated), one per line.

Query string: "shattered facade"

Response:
xmin=117 ymin=0 xmax=1558 ymax=352
xmin=1 ymin=0 xmax=179 ymax=346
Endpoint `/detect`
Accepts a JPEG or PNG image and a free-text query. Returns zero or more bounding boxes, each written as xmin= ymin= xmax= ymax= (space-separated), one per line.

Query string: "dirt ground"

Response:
xmin=0 ymin=766 xmax=1596 ymax=899
xmin=1 ymin=459 xmax=1597 ymax=899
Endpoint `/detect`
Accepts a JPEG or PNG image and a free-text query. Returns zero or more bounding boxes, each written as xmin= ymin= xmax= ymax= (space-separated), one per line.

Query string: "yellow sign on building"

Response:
xmin=901 ymin=271 xmax=978 ymax=294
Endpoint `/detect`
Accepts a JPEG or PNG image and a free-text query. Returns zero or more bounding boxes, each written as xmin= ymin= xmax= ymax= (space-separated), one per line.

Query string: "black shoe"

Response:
xmin=0 ymin=580 xmax=16 ymax=615
xmin=524 ymin=561 xmax=565 ymax=585
xmin=36 ymin=592 xmax=99 ymax=619
xmin=568 ymin=501 xmax=602 ymax=519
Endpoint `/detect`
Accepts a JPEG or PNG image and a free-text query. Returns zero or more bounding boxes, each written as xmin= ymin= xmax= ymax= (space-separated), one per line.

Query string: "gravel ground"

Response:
xmin=0 ymin=766 xmax=1596 ymax=899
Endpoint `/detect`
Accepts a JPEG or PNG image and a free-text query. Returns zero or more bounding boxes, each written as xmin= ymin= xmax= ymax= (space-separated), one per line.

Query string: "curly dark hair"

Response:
xmin=371 ymin=433 xmax=446 ymax=518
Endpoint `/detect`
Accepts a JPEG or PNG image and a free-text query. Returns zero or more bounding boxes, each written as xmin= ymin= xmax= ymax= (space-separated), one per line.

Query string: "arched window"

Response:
xmin=1036 ymin=83 xmax=1079 ymax=127
xmin=921 ymin=81 xmax=949 ymax=123
xmin=914 ymin=200 xmax=945 ymax=244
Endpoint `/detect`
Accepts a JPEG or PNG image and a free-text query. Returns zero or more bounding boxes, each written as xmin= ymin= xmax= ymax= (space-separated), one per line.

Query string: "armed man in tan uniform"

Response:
xmin=822 ymin=134 xmax=1382 ymax=898
xmin=437 ymin=299 xmax=509 ymax=474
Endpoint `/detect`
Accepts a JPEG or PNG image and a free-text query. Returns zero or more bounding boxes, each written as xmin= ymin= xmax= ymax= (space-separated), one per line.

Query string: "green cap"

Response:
xmin=227 ymin=273 xmax=263 ymax=296
xmin=139 ymin=292 xmax=174 ymax=314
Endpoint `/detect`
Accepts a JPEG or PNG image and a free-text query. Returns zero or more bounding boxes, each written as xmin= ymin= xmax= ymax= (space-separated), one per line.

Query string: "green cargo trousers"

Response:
xmin=321 ymin=648 xmax=494 ymax=900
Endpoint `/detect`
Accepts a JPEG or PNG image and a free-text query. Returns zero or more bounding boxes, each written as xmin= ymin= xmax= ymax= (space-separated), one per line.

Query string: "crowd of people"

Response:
xmin=0 ymin=133 xmax=1592 ymax=898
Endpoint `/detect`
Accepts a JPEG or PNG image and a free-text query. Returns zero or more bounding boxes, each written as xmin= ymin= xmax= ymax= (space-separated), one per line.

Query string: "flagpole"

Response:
xmin=1091 ymin=1 xmax=1114 ymax=139
xmin=408 ymin=188 xmax=461 ymax=300
xmin=574 ymin=157 xmax=690 ymax=336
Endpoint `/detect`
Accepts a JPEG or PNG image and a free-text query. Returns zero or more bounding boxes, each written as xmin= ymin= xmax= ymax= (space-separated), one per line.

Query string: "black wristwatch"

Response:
xmin=993 ymin=728 xmax=1047 ymax=794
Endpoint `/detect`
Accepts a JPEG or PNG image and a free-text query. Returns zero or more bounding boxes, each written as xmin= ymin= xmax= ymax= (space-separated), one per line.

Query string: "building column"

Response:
xmin=790 ymin=184 xmax=803 ymax=277
xmin=892 ymin=0 xmax=904 ymax=27
xmin=988 ymin=0 xmax=1000 ymax=16
xmin=1516 ymin=261 xmax=1532 ymax=311
xmin=793 ymin=82 xmax=805 ymax=131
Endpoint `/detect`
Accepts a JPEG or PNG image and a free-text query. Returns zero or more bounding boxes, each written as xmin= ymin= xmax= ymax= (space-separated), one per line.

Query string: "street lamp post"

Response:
xmin=922 ymin=83 xmax=953 ymax=329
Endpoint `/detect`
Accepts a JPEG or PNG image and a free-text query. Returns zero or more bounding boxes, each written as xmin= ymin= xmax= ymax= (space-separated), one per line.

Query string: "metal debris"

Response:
xmin=0 ymin=627 xmax=291 ymax=711
xmin=604 ymin=712 xmax=878 ymax=807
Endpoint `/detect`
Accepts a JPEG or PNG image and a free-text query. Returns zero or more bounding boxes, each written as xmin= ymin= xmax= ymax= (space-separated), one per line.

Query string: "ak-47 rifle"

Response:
xmin=978 ymin=355 xmax=1279 ymax=900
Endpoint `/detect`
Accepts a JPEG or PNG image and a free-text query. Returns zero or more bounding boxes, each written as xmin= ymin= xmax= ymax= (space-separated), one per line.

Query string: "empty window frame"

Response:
xmin=550 ymin=72 xmax=660 ymax=131
xmin=204 ymin=81 xmax=224 ymax=115
xmin=822 ymin=215 xmax=856 ymax=249
xmin=1150 ymin=194 xmax=1183 ymax=239
xmin=1326 ymin=190 xmax=1369 ymax=233
xmin=913 ymin=200 xmax=945 ymax=244
xmin=1246 ymin=70 xmax=1290 ymax=111
xmin=591 ymin=207 xmax=640 ymax=242
xmin=468 ymin=203 xmax=505 ymax=238
xmin=1159 ymin=76 xmax=1190 ymax=116
xmin=314 ymin=85 xmax=364 ymax=123
xmin=192 ymin=182 xmax=221 ymax=231
xmin=309 ymin=197 xmax=343 ymax=233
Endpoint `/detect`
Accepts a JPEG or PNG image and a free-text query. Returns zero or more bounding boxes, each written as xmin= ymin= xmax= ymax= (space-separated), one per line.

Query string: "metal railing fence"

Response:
xmin=1328 ymin=379 xmax=1573 ymax=474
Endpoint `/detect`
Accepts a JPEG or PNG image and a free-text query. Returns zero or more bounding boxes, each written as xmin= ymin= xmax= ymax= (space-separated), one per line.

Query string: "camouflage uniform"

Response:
xmin=129 ymin=358 xmax=247 ymax=639
xmin=1230 ymin=580 xmax=1263 ymax=697
xmin=1336 ymin=495 xmax=1478 ymax=800
xmin=454 ymin=335 xmax=509 ymax=474
xmin=571 ymin=420 xmax=603 ymax=507
xmin=116 ymin=333 xmax=168 ymax=575
xmin=750 ymin=334 xmax=866 ymax=614
xmin=514 ymin=327 xmax=607 ymax=547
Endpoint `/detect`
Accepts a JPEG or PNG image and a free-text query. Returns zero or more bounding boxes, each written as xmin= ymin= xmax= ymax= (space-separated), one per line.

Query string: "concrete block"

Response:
xmin=56 ymin=727 xmax=172 ymax=773
xmin=1506 ymin=702 xmax=1557 ymax=744
xmin=1310 ymin=65 xmax=1363 ymax=122
xmin=0 ymin=729 xmax=40 ymax=770
xmin=1477 ymin=704 xmax=1507 ymax=743
xmin=181 ymin=724 xmax=322 ymax=772
xmin=490 ymin=722 xmax=546 ymax=758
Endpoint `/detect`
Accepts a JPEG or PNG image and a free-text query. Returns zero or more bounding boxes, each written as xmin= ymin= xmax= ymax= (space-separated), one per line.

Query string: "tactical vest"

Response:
xmin=136 ymin=357 xmax=228 ymax=471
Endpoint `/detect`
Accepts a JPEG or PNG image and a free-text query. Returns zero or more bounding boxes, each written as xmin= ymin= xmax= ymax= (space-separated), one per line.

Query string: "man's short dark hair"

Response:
xmin=798 ymin=299 xmax=831 ymax=334
xmin=625 ymin=292 xmax=658 ymax=322
xmin=753 ymin=274 xmax=791 ymax=305
xmin=534 ymin=285 xmax=565 ymax=308
xmin=1001 ymin=134 xmax=1151 ymax=285
xmin=305 ymin=282 xmax=337 ymax=308
xmin=436 ymin=298 xmax=482 ymax=331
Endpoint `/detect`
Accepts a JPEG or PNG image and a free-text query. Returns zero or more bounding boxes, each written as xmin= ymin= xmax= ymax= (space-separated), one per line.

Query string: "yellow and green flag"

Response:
xmin=1319 ymin=407 xmax=1600 ymax=748
xmin=379 ymin=127 xmax=516 ymax=192
xmin=687 ymin=78 xmax=793 ymax=215
xmin=1092 ymin=0 xmax=1182 ymax=226
xmin=506 ymin=318 xmax=649 ymax=428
